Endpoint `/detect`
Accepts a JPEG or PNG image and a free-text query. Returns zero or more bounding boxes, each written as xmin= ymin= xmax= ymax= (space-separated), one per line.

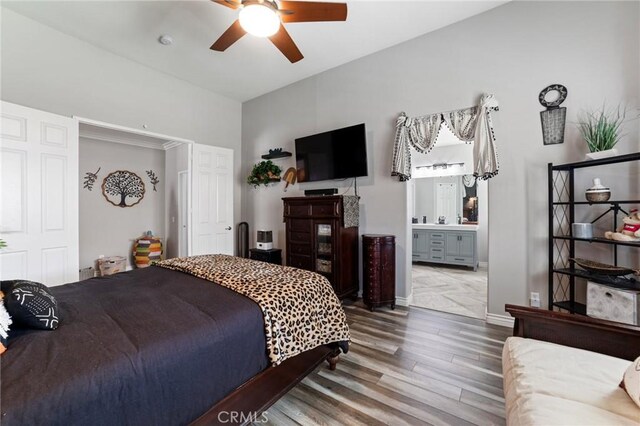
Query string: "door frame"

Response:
xmin=73 ymin=116 xmax=195 ymax=260
xmin=406 ymin=176 xmax=490 ymax=318
xmin=178 ymin=170 xmax=190 ymax=257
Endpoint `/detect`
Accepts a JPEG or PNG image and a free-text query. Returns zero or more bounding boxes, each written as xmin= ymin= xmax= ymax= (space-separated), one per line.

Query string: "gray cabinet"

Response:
xmin=411 ymin=230 xmax=429 ymax=261
xmin=412 ymin=228 xmax=477 ymax=270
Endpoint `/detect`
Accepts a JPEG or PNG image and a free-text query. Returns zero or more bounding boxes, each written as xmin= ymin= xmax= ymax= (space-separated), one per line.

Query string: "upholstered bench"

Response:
xmin=504 ymin=305 xmax=640 ymax=426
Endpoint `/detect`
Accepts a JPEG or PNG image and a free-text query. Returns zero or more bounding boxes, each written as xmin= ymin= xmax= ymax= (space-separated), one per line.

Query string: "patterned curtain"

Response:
xmin=391 ymin=94 xmax=499 ymax=181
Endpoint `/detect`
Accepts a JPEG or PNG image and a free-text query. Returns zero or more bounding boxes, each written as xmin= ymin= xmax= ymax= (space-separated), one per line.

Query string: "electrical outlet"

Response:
xmin=530 ymin=292 xmax=541 ymax=308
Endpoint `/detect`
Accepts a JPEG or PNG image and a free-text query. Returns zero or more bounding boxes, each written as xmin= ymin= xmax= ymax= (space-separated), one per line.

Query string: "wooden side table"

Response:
xmin=249 ymin=248 xmax=282 ymax=265
xmin=362 ymin=234 xmax=396 ymax=311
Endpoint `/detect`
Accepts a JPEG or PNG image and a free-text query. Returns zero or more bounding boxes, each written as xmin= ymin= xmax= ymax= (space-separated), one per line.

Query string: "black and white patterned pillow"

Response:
xmin=0 ymin=292 xmax=12 ymax=354
xmin=5 ymin=280 xmax=59 ymax=330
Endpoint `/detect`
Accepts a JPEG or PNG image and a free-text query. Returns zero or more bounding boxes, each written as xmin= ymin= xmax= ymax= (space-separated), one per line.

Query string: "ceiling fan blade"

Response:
xmin=269 ymin=24 xmax=304 ymax=63
xmin=211 ymin=0 xmax=241 ymax=10
xmin=210 ymin=20 xmax=246 ymax=51
xmin=279 ymin=1 xmax=347 ymax=23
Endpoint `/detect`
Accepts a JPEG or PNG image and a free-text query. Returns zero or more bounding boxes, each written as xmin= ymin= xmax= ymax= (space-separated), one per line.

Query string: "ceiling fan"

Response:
xmin=210 ymin=0 xmax=348 ymax=63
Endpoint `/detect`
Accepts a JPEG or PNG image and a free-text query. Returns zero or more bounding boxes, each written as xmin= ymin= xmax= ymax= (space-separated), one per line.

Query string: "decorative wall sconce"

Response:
xmin=539 ymin=84 xmax=568 ymax=145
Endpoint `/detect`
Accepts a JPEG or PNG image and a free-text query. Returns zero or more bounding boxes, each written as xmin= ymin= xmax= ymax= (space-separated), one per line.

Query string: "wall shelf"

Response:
xmin=548 ymin=153 xmax=640 ymax=316
xmin=261 ymin=151 xmax=292 ymax=160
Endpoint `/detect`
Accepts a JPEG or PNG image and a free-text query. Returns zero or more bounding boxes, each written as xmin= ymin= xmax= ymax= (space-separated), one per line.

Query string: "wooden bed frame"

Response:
xmin=506 ymin=304 xmax=640 ymax=361
xmin=191 ymin=345 xmax=341 ymax=425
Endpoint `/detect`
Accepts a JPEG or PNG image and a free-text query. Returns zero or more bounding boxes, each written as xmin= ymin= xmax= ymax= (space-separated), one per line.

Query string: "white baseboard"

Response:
xmin=396 ymin=293 xmax=413 ymax=307
xmin=486 ymin=312 xmax=514 ymax=328
xmin=479 ymin=261 xmax=488 ymax=268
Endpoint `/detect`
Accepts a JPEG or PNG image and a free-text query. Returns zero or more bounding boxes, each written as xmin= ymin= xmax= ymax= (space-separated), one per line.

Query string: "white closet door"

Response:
xmin=0 ymin=101 xmax=79 ymax=286
xmin=191 ymin=144 xmax=233 ymax=256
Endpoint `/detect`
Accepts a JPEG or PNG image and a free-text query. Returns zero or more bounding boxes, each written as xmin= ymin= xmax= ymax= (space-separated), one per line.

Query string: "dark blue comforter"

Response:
xmin=0 ymin=267 xmax=269 ymax=425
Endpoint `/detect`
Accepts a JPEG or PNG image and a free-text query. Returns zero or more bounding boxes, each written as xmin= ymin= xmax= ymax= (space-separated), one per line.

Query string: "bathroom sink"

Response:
xmin=412 ymin=223 xmax=479 ymax=231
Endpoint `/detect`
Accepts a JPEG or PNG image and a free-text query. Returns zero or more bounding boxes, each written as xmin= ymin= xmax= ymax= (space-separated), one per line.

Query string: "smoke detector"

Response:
xmin=158 ymin=35 xmax=173 ymax=46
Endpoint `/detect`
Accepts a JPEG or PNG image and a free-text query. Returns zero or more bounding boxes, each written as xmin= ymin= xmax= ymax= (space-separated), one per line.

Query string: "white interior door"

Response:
xmin=191 ymin=144 xmax=233 ymax=255
xmin=436 ymin=183 xmax=457 ymax=223
xmin=0 ymin=101 xmax=79 ymax=286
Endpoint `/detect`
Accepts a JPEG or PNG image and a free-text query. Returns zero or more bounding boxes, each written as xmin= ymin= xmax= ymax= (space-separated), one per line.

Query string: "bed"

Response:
xmin=1 ymin=256 xmax=349 ymax=425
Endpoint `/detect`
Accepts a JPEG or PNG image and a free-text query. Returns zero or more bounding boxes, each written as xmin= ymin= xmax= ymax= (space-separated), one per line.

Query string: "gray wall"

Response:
xmin=1 ymin=8 xmax=243 ymax=231
xmin=79 ymin=139 xmax=165 ymax=269
xmin=242 ymin=1 xmax=640 ymax=315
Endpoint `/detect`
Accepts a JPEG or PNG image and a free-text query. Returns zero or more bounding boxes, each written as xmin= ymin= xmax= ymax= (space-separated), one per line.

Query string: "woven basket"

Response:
xmin=133 ymin=236 xmax=163 ymax=268
xmin=98 ymin=256 xmax=126 ymax=276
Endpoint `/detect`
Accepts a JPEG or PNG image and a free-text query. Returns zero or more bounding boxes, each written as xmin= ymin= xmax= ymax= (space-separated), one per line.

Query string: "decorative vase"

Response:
xmin=133 ymin=233 xmax=163 ymax=268
xmin=585 ymin=148 xmax=618 ymax=160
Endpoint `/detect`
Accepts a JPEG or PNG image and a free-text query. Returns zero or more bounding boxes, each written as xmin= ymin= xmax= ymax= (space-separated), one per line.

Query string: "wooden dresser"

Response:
xmin=282 ymin=196 xmax=359 ymax=300
xmin=362 ymin=234 xmax=396 ymax=311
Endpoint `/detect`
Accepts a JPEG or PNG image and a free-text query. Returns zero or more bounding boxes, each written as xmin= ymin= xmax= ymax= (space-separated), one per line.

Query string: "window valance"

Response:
xmin=391 ymin=94 xmax=500 ymax=181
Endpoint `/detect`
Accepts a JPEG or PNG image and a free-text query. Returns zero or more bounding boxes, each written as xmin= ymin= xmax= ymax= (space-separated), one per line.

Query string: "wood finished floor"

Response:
xmin=260 ymin=303 xmax=511 ymax=426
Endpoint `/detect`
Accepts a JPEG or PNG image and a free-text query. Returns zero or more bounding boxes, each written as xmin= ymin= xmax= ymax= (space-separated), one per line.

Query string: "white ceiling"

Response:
xmin=3 ymin=0 xmax=506 ymax=102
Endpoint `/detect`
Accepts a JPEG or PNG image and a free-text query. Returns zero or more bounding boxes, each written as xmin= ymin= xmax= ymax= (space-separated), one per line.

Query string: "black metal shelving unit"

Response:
xmin=548 ymin=152 xmax=640 ymax=315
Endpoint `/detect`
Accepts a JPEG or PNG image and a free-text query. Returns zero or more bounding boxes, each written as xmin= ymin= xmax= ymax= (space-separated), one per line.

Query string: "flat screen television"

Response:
xmin=295 ymin=123 xmax=368 ymax=183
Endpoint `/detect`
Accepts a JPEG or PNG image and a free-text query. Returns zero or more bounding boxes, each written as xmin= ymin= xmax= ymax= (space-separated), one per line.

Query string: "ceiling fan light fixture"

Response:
xmin=239 ymin=4 xmax=280 ymax=37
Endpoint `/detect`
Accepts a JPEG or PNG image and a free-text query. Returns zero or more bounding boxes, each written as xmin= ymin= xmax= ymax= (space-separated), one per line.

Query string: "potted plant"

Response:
xmin=247 ymin=160 xmax=282 ymax=188
xmin=578 ymin=104 xmax=626 ymax=160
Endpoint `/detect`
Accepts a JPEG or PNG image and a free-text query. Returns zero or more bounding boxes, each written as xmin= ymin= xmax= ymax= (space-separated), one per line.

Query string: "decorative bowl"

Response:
xmin=585 ymin=189 xmax=611 ymax=202
xmin=570 ymin=258 xmax=638 ymax=276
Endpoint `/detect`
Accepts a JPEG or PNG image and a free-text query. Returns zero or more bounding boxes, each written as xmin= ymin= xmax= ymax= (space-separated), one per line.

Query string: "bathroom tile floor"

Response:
xmin=411 ymin=263 xmax=487 ymax=319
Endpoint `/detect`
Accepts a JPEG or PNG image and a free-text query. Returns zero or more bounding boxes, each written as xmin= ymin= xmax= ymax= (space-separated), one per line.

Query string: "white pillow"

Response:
xmin=621 ymin=356 xmax=640 ymax=409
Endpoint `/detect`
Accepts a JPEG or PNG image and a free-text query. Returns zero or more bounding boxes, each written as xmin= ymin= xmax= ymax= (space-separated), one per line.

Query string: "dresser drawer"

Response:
xmin=285 ymin=203 xmax=311 ymax=217
xmin=587 ymin=281 xmax=639 ymax=325
xmin=430 ymin=232 xmax=445 ymax=240
xmin=288 ymin=254 xmax=312 ymax=270
xmin=430 ymin=247 xmax=444 ymax=257
xmin=311 ymin=201 xmax=339 ymax=217
xmin=289 ymin=242 xmax=311 ymax=256
xmin=287 ymin=219 xmax=311 ymax=233
xmin=288 ymin=231 xmax=311 ymax=244
xmin=446 ymin=255 xmax=473 ymax=264
xmin=430 ymin=239 xmax=445 ymax=247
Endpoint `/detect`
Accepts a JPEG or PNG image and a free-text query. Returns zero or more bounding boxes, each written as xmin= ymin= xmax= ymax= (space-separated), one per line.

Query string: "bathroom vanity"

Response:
xmin=411 ymin=224 xmax=478 ymax=270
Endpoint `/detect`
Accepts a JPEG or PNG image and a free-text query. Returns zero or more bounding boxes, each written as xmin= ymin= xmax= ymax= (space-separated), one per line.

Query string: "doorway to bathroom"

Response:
xmin=407 ymin=126 xmax=489 ymax=319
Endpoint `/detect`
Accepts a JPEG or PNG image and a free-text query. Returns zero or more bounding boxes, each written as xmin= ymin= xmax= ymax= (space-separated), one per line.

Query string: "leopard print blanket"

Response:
xmin=156 ymin=255 xmax=350 ymax=365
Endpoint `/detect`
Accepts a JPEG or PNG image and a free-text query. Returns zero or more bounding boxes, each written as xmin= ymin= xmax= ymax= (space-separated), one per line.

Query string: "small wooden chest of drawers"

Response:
xmin=362 ymin=234 xmax=396 ymax=311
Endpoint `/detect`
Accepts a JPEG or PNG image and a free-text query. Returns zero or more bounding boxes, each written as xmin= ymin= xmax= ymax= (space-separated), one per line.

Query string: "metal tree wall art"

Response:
xmin=539 ymin=84 xmax=568 ymax=145
xmin=146 ymin=170 xmax=160 ymax=192
xmin=83 ymin=167 xmax=101 ymax=191
xmin=101 ymin=170 xmax=145 ymax=208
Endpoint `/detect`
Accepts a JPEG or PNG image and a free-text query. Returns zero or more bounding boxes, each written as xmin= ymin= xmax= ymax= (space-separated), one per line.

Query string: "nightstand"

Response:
xmin=249 ymin=248 xmax=282 ymax=265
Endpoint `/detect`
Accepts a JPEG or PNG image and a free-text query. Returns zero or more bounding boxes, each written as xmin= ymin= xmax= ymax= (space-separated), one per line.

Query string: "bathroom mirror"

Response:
xmin=413 ymin=175 xmax=479 ymax=224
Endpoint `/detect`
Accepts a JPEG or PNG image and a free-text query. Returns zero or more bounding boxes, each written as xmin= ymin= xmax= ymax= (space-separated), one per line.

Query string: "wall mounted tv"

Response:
xmin=295 ymin=123 xmax=368 ymax=183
